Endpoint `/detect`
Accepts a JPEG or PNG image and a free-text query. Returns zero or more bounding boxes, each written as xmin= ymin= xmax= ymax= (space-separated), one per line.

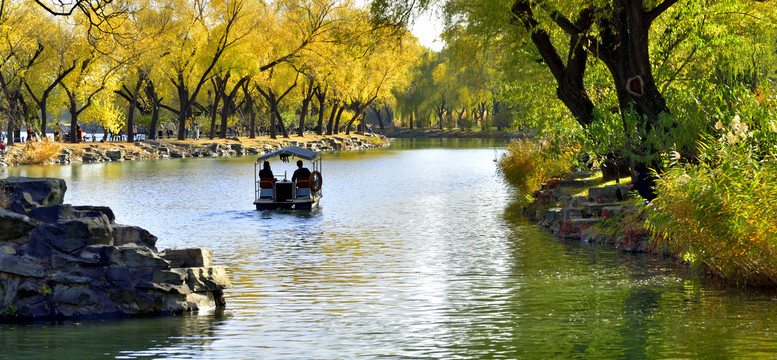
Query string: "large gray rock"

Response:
xmin=108 ymin=244 xmax=170 ymax=268
xmin=0 ymin=254 xmax=46 ymax=277
xmin=105 ymin=149 xmax=124 ymax=161
xmin=29 ymin=216 xmax=114 ymax=254
xmin=1 ymin=177 xmax=232 ymax=323
xmin=113 ymin=224 xmax=157 ymax=250
xmin=162 ymin=248 xmax=212 ymax=268
xmin=0 ymin=177 xmax=67 ymax=208
xmin=187 ymin=266 xmax=232 ymax=292
xmin=0 ymin=207 xmax=37 ymax=241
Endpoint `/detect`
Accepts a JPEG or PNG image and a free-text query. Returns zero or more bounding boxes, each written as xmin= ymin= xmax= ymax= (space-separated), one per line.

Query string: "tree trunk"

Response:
xmin=597 ymin=1 xmax=672 ymax=170
xmin=371 ymin=106 xmax=385 ymax=131
xmin=333 ymin=106 xmax=345 ymax=135
xmin=242 ymin=82 xmax=256 ymax=139
xmin=325 ymin=102 xmax=337 ymax=136
xmin=125 ymin=75 xmax=143 ymax=143
xmin=298 ymin=78 xmax=315 ymax=137
xmin=64 ymin=89 xmax=78 ymax=143
xmin=144 ymin=80 xmax=161 ymax=141
xmin=314 ymin=86 xmax=327 ymax=135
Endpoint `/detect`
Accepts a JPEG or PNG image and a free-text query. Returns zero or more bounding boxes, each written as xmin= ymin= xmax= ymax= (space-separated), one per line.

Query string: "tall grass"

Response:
xmin=648 ymin=122 xmax=777 ymax=287
xmin=497 ymin=138 xmax=575 ymax=201
xmin=13 ymin=141 xmax=61 ymax=165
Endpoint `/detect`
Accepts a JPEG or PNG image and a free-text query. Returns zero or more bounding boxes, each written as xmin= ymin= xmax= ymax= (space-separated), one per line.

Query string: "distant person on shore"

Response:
xmin=291 ymin=160 xmax=311 ymax=187
xmin=77 ymin=125 xmax=83 ymax=143
xmin=259 ymin=161 xmax=276 ymax=189
xmin=627 ymin=163 xmax=657 ymax=202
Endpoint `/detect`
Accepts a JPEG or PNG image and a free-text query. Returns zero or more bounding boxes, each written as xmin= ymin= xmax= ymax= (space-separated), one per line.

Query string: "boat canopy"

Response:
xmin=257 ymin=145 xmax=319 ymax=162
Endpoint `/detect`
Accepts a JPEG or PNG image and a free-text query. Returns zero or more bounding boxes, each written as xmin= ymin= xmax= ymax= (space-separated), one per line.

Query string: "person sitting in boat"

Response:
xmin=291 ymin=160 xmax=311 ymax=188
xmin=258 ymin=161 xmax=277 ymax=189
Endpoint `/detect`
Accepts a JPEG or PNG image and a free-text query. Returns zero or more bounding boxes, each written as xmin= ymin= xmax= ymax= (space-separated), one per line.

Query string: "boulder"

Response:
xmin=28 ymin=215 xmax=114 ymax=254
xmin=0 ymin=207 xmax=37 ymax=241
xmin=108 ymin=244 xmax=169 ymax=268
xmin=543 ymin=208 xmax=563 ymax=228
xmin=0 ymin=254 xmax=46 ymax=277
xmin=561 ymin=208 xmax=583 ymax=221
xmin=1 ymin=177 xmax=233 ymax=323
xmin=112 ymin=224 xmax=157 ymax=250
xmin=0 ymin=177 xmax=67 ymax=208
xmin=162 ymin=248 xmax=212 ymax=268
xmin=105 ymin=149 xmax=124 ymax=161
xmin=73 ymin=206 xmax=116 ymax=223
xmin=186 ymin=266 xmax=232 ymax=292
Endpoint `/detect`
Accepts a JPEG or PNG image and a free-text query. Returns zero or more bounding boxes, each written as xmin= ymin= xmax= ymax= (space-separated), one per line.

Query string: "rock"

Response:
xmin=73 ymin=206 xmax=116 ymax=223
xmin=582 ymin=202 xmax=620 ymax=218
xmin=108 ymin=244 xmax=169 ymax=268
xmin=0 ymin=177 xmax=67 ymax=208
xmin=588 ymin=185 xmax=629 ymax=203
xmin=0 ymin=254 xmax=46 ymax=277
xmin=543 ymin=208 xmax=563 ymax=228
xmin=186 ymin=266 xmax=232 ymax=292
xmin=105 ymin=149 xmax=124 ymax=161
xmin=29 ymin=215 xmax=114 ymax=254
xmin=0 ymin=177 xmax=232 ymax=323
xmin=562 ymin=208 xmax=583 ymax=220
xmin=112 ymin=224 xmax=158 ymax=250
xmin=104 ymin=270 xmax=133 ymax=293
xmin=559 ymin=219 xmax=602 ymax=239
xmin=162 ymin=248 xmax=212 ymax=268
xmin=602 ymin=205 xmax=631 ymax=218
xmin=0 ymin=207 xmax=37 ymax=241
xmin=82 ymin=152 xmax=100 ymax=162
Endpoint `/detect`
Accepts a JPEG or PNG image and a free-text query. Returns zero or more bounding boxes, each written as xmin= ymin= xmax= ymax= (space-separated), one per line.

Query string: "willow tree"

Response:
xmin=0 ymin=2 xmax=46 ymax=145
xmin=377 ymin=1 xmax=686 ymax=163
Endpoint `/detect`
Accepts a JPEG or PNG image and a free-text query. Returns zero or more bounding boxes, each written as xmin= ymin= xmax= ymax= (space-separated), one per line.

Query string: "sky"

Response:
xmin=410 ymin=9 xmax=445 ymax=52
xmin=356 ymin=0 xmax=445 ymax=52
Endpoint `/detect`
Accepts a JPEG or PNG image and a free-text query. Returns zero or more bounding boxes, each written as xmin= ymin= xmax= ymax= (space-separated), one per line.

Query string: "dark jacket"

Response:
xmin=292 ymin=167 xmax=311 ymax=182
xmin=632 ymin=171 xmax=657 ymax=202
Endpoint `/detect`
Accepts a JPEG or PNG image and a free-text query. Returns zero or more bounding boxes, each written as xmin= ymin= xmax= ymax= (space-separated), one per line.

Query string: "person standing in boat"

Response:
xmin=259 ymin=161 xmax=277 ymax=189
xmin=291 ymin=160 xmax=311 ymax=186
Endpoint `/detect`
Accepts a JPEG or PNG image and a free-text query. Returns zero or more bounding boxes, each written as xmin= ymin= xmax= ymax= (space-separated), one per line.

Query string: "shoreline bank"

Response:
xmin=0 ymin=133 xmax=389 ymax=167
xmin=522 ymin=171 xmax=687 ymax=266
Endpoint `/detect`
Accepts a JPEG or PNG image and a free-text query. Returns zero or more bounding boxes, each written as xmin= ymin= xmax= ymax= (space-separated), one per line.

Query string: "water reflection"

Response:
xmin=0 ymin=310 xmax=228 ymax=360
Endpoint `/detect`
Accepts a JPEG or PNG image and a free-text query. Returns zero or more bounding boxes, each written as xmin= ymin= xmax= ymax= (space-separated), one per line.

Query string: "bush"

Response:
xmin=13 ymin=141 xmax=61 ymax=165
xmin=648 ymin=120 xmax=777 ymax=287
xmin=497 ymin=138 xmax=576 ymax=201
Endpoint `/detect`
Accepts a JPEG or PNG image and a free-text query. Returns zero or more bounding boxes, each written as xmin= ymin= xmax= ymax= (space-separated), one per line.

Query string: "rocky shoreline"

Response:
xmin=0 ymin=177 xmax=232 ymax=323
xmin=523 ymin=172 xmax=655 ymax=253
xmin=1 ymin=134 xmax=388 ymax=166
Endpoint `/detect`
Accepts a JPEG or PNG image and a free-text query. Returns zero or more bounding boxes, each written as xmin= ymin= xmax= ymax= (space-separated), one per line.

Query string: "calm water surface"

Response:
xmin=2 ymin=138 xmax=777 ymax=359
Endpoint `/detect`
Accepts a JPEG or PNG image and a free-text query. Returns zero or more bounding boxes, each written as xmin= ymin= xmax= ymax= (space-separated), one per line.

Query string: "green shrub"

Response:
xmin=648 ymin=120 xmax=777 ymax=287
xmin=497 ymin=138 xmax=576 ymax=202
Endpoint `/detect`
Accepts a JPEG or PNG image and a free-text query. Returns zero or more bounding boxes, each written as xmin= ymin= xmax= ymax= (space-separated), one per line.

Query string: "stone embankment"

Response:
xmin=0 ymin=177 xmax=232 ymax=322
xmin=524 ymin=172 xmax=654 ymax=252
xmin=0 ymin=134 xmax=386 ymax=166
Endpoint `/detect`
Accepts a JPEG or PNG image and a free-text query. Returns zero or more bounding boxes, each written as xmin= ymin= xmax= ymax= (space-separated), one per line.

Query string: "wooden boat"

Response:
xmin=254 ymin=146 xmax=322 ymax=210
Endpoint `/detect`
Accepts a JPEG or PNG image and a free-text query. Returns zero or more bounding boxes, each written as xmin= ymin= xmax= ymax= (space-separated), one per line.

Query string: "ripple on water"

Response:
xmin=5 ymin=140 xmax=777 ymax=359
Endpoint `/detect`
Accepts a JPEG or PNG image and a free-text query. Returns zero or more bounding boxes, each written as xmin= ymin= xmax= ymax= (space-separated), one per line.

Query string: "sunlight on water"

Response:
xmin=4 ymin=139 xmax=777 ymax=359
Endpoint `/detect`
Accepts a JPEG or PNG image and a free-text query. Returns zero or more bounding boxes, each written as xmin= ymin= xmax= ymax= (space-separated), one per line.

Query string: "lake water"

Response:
xmin=2 ymin=138 xmax=777 ymax=359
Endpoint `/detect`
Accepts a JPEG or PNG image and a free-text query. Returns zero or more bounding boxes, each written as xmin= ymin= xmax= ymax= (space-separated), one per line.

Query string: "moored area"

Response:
xmin=0 ymin=177 xmax=232 ymax=322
